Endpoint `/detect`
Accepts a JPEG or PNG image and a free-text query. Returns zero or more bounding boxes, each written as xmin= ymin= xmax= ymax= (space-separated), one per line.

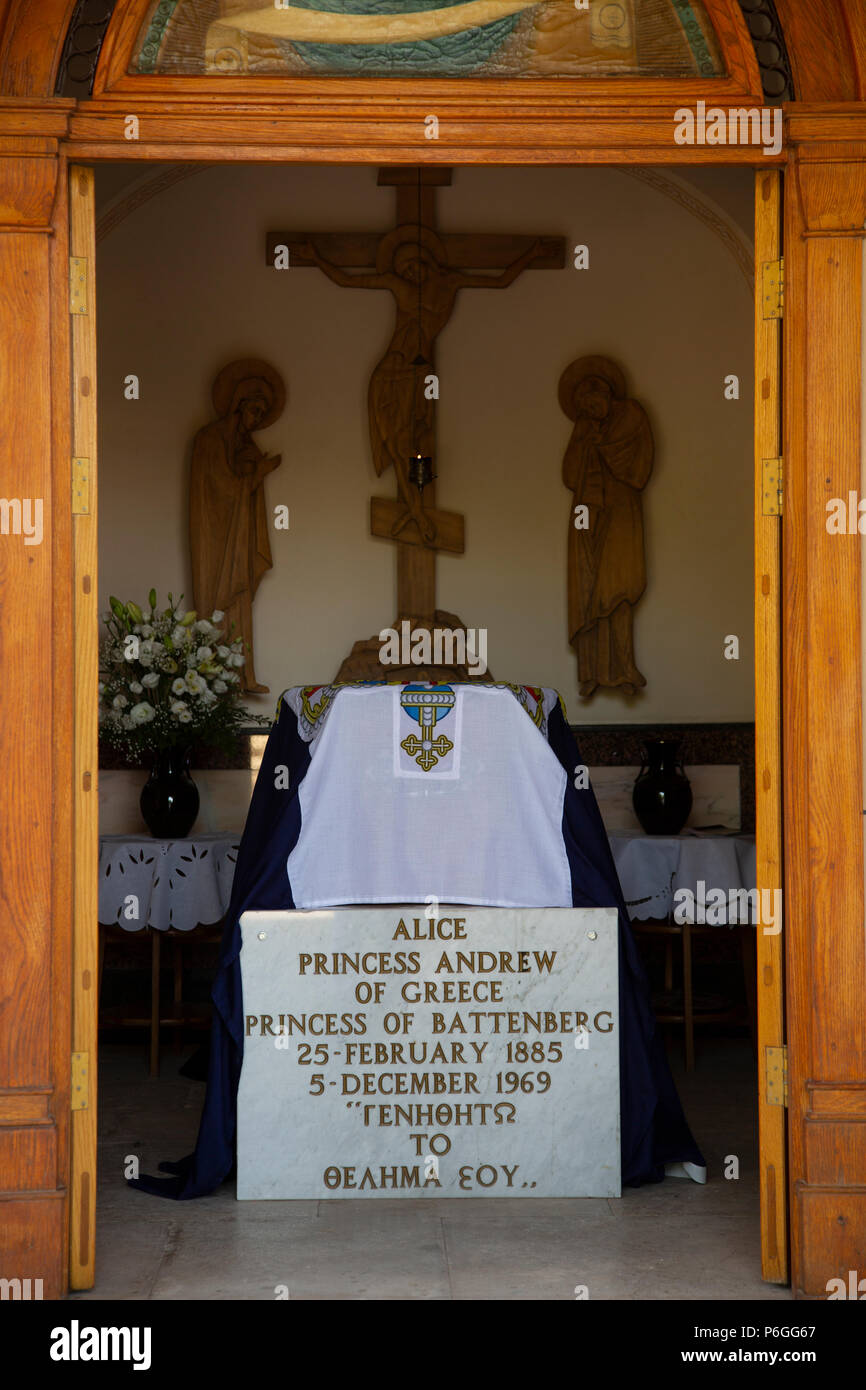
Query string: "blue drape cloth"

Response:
xmin=130 ymin=687 xmax=703 ymax=1198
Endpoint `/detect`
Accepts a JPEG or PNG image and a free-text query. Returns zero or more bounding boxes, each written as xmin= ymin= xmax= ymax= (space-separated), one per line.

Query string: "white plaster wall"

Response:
xmin=96 ymin=163 xmax=754 ymax=725
xmin=98 ymin=763 xmax=741 ymax=837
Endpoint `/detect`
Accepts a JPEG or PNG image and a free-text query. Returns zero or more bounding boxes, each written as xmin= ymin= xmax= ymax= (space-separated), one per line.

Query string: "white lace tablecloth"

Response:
xmin=98 ymin=833 xmax=242 ymax=932
xmin=608 ymin=831 xmax=758 ymax=925
xmin=98 ymin=829 xmax=757 ymax=931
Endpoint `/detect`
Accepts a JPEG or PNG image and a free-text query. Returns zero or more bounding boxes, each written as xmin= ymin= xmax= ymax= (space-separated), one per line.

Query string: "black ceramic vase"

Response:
xmin=140 ymin=747 xmax=200 ymax=839
xmin=632 ymin=737 xmax=692 ymax=836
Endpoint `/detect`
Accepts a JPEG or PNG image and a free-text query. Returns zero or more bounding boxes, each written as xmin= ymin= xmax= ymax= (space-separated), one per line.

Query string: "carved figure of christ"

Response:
xmin=269 ymin=169 xmax=565 ymax=619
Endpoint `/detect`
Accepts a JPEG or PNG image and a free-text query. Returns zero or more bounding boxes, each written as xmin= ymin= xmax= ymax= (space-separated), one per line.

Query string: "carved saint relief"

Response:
xmin=189 ymin=358 xmax=286 ymax=694
xmin=559 ymin=355 xmax=654 ymax=698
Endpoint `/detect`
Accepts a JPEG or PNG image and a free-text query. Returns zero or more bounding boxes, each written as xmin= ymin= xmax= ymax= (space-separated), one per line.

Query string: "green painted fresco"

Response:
xmin=132 ymin=0 xmax=724 ymax=79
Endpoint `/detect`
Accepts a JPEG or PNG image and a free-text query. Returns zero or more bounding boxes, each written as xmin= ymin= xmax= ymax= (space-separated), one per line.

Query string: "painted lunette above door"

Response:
xmin=130 ymin=0 xmax=725 ymax=79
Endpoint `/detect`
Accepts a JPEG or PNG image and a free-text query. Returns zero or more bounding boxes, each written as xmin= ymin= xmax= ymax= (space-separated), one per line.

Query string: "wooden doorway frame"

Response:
xmin=1 ymin=0 xmax=865 ymax=1300
xmin=754 ymin=166 xmax=786 ymax=1284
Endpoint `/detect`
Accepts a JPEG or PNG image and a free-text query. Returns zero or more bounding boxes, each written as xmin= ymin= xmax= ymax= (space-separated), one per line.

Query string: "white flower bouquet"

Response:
xmin=99 ymin=590 xmax=269 ymax=759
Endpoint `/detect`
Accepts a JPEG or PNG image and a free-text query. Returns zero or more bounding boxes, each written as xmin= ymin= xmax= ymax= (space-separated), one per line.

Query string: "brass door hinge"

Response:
xmin=762 ymin=257 xmax=784 ymax=319
xmin=70 ymin=256 xmax=88 ymax=315
xmin=762 ymin=457 xmax=783 ymax=516
xmin=72 ymin=457 xmax=90 ymax=515
xmin=766 ymin=1045 xmax=788 ymax=1107
xmin=71 ymin=1052 xmax=89 ymax=1111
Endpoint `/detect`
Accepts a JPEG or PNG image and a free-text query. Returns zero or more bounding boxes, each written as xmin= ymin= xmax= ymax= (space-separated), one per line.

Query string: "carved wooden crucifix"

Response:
xmin=267 ymin=167 xmax=564 ymax=676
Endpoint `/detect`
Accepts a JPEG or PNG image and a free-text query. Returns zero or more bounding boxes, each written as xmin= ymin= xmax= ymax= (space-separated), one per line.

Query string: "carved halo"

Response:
xmin=376 ymin=223 xmax=450 ymax=274
xmin=558 ymin=354 xmax=627 ymax=421
xmin=211 ymin=357 xmax=287 ymax=428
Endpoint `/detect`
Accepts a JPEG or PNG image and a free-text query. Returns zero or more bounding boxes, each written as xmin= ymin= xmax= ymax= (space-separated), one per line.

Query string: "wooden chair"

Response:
xmin=632 ymin=918 xmax=757 ymax=1070
xmin=98 ymin=923 xmax=221 ymax=1075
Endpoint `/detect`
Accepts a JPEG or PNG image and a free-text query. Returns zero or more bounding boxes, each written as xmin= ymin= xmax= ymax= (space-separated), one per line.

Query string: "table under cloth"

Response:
xmin=98 ymin=833 xmax=241 ymax=931
xmin=609 ymin=831 xmax=758 ymax=924
xmin=130 ymin=682 xmax=706 ymax=1201
xmin=99 ymin=830 xmax=758 ymax=930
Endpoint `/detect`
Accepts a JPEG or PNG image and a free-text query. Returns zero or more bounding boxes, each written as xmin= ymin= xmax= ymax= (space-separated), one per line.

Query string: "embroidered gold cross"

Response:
xmin=401 ymin=732 xmax=454 ymax=772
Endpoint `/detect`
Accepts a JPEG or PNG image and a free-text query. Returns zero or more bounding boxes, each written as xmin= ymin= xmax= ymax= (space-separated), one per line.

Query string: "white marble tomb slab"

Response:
xmin=237 ymin=906 xmax=620 ymax=1200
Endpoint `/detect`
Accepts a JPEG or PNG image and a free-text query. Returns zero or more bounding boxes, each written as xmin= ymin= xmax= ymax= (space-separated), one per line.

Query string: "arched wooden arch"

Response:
xmin=1 ymin=0 xmax=865 ymax=1300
